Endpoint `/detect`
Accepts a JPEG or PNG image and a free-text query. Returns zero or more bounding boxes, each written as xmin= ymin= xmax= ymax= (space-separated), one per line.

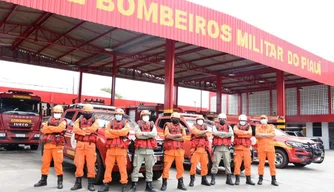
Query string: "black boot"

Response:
xmin=160 ymin=178 xmax=167 ymax=191
xmin=271 ymin=176 xmax=279 ymax=186
xmin=201 ymin=176 xmax=210 ymax=186
xmin=98 ymin=183 xmax=109 ymax=192
xmin=34 ymin=174 xmax=47 ymax=187
xmin=257 ymin=175 xmax=263 ymax=185
xmin=145 ymin=182 xmax=157 ymax=192
xmin=210 ymin=174 xmax=216 ymax=185
xmin=189 ymin=175 xmax=195 ymax=187
xmin=71 ymin=177 xmax=82 ymax=190
xmin=246 ymin=176 xmax=255 ymax=185
xmin=128 ymin=182 xmax=137 ymax=192
xmin=57 ymin=175 xmax=63 ymax=189
xmin=88 ymin=178 xmax=95 ymax=191
xmin=226 ymin=174 xmax=234 ymax=185
xmin=121 ymin=184 xmax=127 ymax=192
xmin=177 ymin=177 xmax=187 ymax=190
xmin=234 ymin=175 xmax=240 ymax=185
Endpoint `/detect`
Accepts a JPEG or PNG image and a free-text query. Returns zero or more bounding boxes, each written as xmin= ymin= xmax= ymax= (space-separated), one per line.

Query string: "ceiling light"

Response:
xmin=258 ymin=80 xmax=265 ymax=83
xmin=160 ymin=59 xmax=165 ymax=63
xmin=228 ymin=73 xmax=235 ymax=77
xmin=104 ymin=47 xmax=113 ymax=52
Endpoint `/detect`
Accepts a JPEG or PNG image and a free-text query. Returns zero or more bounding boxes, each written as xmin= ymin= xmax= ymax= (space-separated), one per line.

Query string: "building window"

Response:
xmin=312 ymin=122 xmax=322 ymax=137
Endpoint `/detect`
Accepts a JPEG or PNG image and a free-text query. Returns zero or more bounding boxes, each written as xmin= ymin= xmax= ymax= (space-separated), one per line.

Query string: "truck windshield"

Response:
xmin=0 ymin=98 xmax=40 ymax=115
xmin=275 ymin=128 xmax=288 ymax=136
xmin=94 ymin=112 xmax=137 ymax=129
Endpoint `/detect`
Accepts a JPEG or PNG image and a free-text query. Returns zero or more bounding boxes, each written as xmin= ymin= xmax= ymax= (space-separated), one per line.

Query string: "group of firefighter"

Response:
xmin=34 ymin=104 xmax=279 ymax=192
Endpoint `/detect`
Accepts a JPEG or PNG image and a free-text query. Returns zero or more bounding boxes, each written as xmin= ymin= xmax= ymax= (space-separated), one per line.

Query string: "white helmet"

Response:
xmin=218 ymin=113 xmax=227 ymax=119
xmin=238 ymin=114 xmax=247 ymax=121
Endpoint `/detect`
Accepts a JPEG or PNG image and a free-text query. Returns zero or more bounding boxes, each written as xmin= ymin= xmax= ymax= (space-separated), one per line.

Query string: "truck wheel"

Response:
xmin=196 ymin=161 xmax=212 ymax=175
xmin=293 ymin=163 xmax=307 ymax=167
xmin=30 ymin=144 xmax=39 ymax=150
xmin=93 ymin=151 xmax=105 ymax=185
xmin=143 ymin=171 xmax=163 ymax=180
xmin=275 ymin=149 xmax=288 ymax=168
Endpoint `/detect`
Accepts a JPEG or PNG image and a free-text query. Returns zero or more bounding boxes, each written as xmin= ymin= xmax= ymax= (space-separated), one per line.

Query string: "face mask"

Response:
xmin=83 ymin=113 xmax=92 ymax=119
xmin=219 ymin=120 xmax=225 ymax=125
xmin=172 ymin=118 xmax=180 ymax=124
xmin=115 ymin=115 xmax=122 ymax=121
xmin=240 ymin=121 xmax=246 ymax=126
xmin=197 ymin=120 xmax=204 ymax=125
xmin=260 ymin=119 xmax=268 ymax=125
xmin=142 ymin=116 xmax=150 ymax=122
xmin=54 ymin=113 xmax=61 ymax=119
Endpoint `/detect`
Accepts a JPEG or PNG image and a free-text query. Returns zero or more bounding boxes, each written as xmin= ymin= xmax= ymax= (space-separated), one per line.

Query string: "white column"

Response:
xmin=306 ymin=122 xmax=313 ymax=137
xmin=321 ymin=122 xmax=330 ymax=150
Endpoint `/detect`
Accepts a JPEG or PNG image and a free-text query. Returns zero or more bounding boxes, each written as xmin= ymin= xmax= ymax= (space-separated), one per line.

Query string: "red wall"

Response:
xmin=0 ymin=86 xmax=207 ymax=112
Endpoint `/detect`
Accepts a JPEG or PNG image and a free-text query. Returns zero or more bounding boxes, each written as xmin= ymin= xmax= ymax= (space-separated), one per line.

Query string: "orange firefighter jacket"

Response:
xmin=105 ymin=121 xmax=130 ymax=156
xmin=255 ymin=124 xmax=275 ymax=152
xmin=191 ymin=125 xmax=211 ymax=153
xmin=233 ymin=124 xmax=252 ymax=151
xmin=164 ymin=124 xmax=187 ymax=156
xmin=41 ymin=119 xmax=66 ymax=149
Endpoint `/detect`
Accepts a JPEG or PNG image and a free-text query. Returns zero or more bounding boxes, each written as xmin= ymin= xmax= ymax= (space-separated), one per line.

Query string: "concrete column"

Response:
xmin=78 ymin=68 xmax=83 ymax=103
xmin=216 ymin=75 xmax=222 ymax=114
xmin=276 ymin=70 xmax=286 ymax=117
xmin=111 ymin=53 xmax=117 ymax=106
xmin=163 ymin=39 xmax=175 ymax=114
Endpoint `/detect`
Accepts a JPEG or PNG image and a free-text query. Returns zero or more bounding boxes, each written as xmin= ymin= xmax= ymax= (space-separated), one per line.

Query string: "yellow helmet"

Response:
xmin=196 ymin=115 xmax=204 ymax=121
xmin=53 ymin=105 xmax=63 ymax=113
xmin=115 ymin=108 xmax=125 ymax=115
xmin=171 ymin=112 xmax=180 ymax=119
xmin=83 ymin=104 xmax=94 ymax=112
xmin=140 ymin=110 xmax=151 ymax=117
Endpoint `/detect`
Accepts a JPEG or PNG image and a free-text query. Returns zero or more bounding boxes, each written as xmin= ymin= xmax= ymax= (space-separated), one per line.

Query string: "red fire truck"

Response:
xmin=0 ymin=90 xmax=45 ymax=150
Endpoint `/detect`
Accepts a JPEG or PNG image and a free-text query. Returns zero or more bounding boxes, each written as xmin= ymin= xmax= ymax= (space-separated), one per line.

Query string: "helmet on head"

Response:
xmin=260 ymin=114 xmax=268 ymax=119
xmin=140 ymin=110 xmax=151 ymax=117
xmin=218 ymin=113 xmax=227 ymax=119
xmin=238 ymin=114 xmax=247 ymax=121
xmin=83 ymin=104 xmax=93 ymax=112
xmin=53 ymin=105 xmax=63 ymax=113
xmin=196 ymin=115 xmax=204 ymax=121
xmin=115 ymin=108 xmax=125 ymax=115
xmin=171 ymin=112 xmax=180 ymax=119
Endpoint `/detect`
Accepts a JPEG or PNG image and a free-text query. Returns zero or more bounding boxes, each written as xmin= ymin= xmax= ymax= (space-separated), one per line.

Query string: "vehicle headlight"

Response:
xmin=34 ymin=134 xmax=40 ymax=138
xmin=0 ymin=133 xmax=6 ymax=137
xmin=285 ymin=140 xmax=304 ymax=148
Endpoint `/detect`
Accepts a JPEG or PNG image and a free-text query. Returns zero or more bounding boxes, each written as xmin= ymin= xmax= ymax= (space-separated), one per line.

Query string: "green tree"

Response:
xmin=100 ymin=88 xmax=123 ymax=99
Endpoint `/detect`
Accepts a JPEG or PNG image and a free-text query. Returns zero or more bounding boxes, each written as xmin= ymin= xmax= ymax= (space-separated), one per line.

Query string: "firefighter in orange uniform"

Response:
xmin=256 ymin=115 xmax=279 ymax=186
xmin=188 ymin=115 xmax=211 ymax=187
xmin=98 ymin=108 xmax=130 ymax=192
xmin=71 ymin=104 xmax=99 ymax=191
xmin=233 ymin=114 xmax=255 ymax=185
xmin=34 ymin=105 xmax=66 ymax=189
xmin=128 ymin=110 xmax=157 ymax=192
xmin=160 ymin=112 xmax=187 ymax=191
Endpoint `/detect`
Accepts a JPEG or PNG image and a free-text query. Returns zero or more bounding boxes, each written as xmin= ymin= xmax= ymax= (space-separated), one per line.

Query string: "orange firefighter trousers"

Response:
xmin=103 ymin=148 xmax=128 ymax=184
xmin=190 ymin=148 xmax=208 ymax=176
xmin=162 ymin=149 xmax=185 ymax=179
xmin=234 ymin=146 xmax=252 ymax=176
xmin=41 ymin=143 xmax=64 ymax=176
xmin=258 ymin=151 xmax=276 ymax=176
xmin=74 ymin=141 xmax=96 ymax=178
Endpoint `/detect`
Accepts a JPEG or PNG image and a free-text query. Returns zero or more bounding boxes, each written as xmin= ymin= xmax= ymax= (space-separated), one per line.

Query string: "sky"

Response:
xmin=1 ymin=0 xmax=333 ymax=109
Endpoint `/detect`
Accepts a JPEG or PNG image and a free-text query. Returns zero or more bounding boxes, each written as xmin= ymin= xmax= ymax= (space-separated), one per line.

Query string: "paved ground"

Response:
xmin=0 ymin=147 xmax=332 ymax=192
